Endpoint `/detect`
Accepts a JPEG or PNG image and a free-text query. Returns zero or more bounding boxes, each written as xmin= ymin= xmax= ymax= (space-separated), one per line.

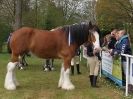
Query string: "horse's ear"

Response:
xmin=89 ymin=21 xmax=92 ymax=27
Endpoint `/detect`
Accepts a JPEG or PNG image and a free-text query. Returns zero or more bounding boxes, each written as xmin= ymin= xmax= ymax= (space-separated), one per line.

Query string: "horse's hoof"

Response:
xmin=58 ymin=80 xmax=63 ymax=88
xmin=4 ymin=84 xmax=16 ymax=90
xmin=58 ymin=83 xmax=62 ymax=88
xmin=44 ymin=68 xmax=49 ymax=72
xmin=58 ymin=85 xmax=61 ymax=88
xmin=18 ymin=66 xmax=23 ymax=70
xmin=62 ymin=84 xmax=75 ymax=90
xmin=51 ymin=67 xmax=55 ymax=71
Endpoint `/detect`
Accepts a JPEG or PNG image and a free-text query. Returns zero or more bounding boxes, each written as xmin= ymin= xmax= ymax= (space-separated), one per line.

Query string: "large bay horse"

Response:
xmin=4 ymin=22 xmax=101 ymax=90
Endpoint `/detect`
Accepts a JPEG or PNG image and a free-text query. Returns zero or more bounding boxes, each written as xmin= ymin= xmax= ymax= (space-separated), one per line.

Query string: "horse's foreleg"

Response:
xmin=61 ymin=59 xmax=75 ymax=90
xmin=4 ymin=62 xmax=19 ymax=90
xmin=58 ymin=63 xmax=64 ymax=88
xmin=13 ymin=70 xmax=19 ymax=86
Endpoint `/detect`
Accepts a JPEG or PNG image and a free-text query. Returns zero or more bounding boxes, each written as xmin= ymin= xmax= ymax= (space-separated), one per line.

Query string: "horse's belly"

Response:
xmin=31 ymin=49 xmax=60 ymax=59
xmin=29 ymin=40 xmax=62 ymax=59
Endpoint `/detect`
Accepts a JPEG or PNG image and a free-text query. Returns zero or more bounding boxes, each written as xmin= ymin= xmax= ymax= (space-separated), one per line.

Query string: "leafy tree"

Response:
xmin=96 ymin=0 xmax=133 ymax=37
xmin=44 ymin=1 xmax=65 ymax=30
xmin=0 ymin=0 xmax=100 ymax=52
xmin=14 ymin=0 xmax=22 ymax=30
xmin=0 ymin=21 xmax=11 ymax=52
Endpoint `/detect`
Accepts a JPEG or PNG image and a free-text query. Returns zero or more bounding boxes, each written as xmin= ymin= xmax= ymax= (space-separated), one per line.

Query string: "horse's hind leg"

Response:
xmin=4 ymin=54 xmax=19 ymax=90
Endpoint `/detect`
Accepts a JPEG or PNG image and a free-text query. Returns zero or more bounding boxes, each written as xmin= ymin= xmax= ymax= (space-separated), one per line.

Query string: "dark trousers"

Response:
xmin=122 ymin=66 xmax=126 ymax=86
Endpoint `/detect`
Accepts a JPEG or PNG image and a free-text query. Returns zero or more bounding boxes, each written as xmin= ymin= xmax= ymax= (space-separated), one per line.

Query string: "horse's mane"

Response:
xmin=61 ymin=23 xmax=91 ymax=45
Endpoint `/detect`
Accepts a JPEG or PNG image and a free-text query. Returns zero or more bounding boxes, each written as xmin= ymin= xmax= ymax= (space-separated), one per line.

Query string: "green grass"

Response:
xmin=0 ymin=53 xmax=133 ymax=99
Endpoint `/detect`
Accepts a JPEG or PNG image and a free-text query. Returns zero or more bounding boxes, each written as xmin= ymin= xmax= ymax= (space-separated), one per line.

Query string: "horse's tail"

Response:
xmin=7 ymin=33 xmax=12 ymax=54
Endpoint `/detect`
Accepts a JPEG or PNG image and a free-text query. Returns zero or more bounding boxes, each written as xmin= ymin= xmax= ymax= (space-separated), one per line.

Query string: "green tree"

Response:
xmin=96 ymin=0 xmax=133 ymax=36
xmin=44 ymin=1 xmax=64 ymax=30
xmin=0 ymin=21 xmax=11 ymax=52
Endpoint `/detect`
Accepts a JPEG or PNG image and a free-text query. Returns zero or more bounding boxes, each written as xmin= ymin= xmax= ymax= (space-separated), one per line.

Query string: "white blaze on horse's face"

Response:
xmin=93 ymin=31 xmax=100 ymax=51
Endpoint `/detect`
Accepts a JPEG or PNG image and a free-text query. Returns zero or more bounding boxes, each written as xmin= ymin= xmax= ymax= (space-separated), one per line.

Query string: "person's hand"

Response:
xmin=93 ymin=48 xmax=100 ymax=54
xmin=108 ymin=49 xmax=113 ymax=54
xmin=102 ymin=47 xmax=108 ymax=51
xmin=93 ymin=48 xmax=98 ymax=55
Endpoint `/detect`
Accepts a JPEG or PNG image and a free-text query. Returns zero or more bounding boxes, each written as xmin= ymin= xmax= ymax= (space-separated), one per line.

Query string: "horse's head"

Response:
xmin=88 ymin=22 xmax=101 ymax=53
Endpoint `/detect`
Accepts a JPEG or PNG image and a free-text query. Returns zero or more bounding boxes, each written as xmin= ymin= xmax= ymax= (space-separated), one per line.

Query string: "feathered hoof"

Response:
xmin=4 ymin=84 xmax=16 ymax=90
xmin=44 ymin=68 xmax=49 ymax=72
xmin=62 ymin=83 xmax=75 ymax=90
xmin=58 ymin=80 xmax=63 ymax=88
xmin=58 ymin=84 xmax=62 ymax=88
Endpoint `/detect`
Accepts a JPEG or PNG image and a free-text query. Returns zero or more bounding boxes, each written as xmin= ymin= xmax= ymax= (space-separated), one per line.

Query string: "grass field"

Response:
xmin=0 ymin=53 xmax=133 ymax=99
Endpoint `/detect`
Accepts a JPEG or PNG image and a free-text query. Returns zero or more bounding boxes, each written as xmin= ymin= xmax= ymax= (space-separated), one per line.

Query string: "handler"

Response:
xmin=71 ymin=47 xmax=81 ymax=75
xmin=86 ymin=43 xmax=101 ymax=88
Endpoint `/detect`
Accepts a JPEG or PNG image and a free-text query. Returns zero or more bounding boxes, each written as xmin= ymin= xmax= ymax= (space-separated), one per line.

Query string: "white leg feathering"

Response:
xmin=4 ymin=62 xmax=18 ymax=90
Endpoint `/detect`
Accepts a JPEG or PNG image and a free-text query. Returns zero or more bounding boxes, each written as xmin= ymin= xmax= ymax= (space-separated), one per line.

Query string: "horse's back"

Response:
xmin=10 ymin=26 xmax=70 ymax=59
xmin=13 ymin=27 xmax=33 ymax=34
